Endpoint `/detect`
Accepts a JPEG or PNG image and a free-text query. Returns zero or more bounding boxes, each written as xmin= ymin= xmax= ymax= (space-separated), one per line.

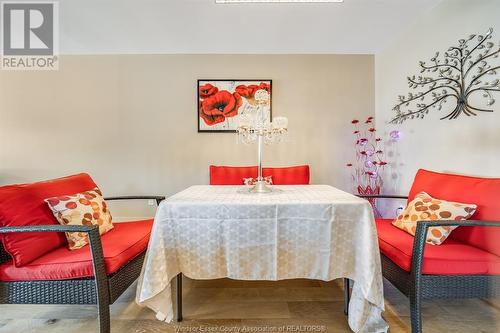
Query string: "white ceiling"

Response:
xmin=60 ymin=0 xmax=441 ymax=55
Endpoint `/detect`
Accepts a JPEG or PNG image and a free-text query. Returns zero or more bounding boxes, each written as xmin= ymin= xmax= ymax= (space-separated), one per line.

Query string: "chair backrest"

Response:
xmin=0 ymin=173 xmax=98 ymax=266
xmin=209 ymin=165 xmax=310 ymax=185
xmin=209 ymin=166 xmax=258 ymax=185
xmin=408 ymin=169 xmax=500 ymax=256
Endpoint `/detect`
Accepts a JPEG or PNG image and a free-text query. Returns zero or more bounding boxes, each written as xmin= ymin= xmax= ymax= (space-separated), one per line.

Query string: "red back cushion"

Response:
xmin=0 ymin=173 xmax=98 ymax=266
xmin=209 ymin=165 xmax=310 ymax=185
xmin=262 ymin=165 xmax=310 ymax=185
xmin=210 ymin=166 xmax=258 ymax=185
xmin=408 ymin=169 xmax=500 ymax=256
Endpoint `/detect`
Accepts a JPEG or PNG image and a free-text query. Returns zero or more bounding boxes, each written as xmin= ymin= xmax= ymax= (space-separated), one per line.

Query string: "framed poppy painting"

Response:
xmin=198 ymin=79 xmax=272 ymax=132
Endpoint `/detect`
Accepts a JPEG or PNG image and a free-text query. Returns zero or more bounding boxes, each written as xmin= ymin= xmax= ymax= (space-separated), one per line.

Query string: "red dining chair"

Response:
xmin=209 ymin=165 xmax=310 ymax=185
xmin=0 ymin=173 xmax=164 ymax=333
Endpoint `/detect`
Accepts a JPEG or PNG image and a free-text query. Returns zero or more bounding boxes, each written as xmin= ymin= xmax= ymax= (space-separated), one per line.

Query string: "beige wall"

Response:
xmin=375 ymin=0 xmax=500 ymax=200
xmin=0 ymin=54 xmax=374 ymax=219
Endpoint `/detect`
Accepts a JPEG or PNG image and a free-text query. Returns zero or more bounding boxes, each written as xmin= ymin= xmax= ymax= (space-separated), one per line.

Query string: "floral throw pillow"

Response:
xmin=243 ymin=176 xmax=273 ymax=186
xmin=45 ymin=188 xmax=113 ymax=250
xmin=392 ymin=192 xmax=477 ymax=245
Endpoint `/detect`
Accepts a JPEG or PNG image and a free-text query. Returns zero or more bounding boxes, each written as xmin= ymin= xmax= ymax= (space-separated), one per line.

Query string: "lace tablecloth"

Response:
xmin=136 ymin=185 xmax=387 ymax=333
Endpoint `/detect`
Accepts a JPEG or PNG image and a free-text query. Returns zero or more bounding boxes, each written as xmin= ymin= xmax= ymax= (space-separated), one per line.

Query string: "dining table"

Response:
xmin=136 ymin=185 xmax=388 ymax=333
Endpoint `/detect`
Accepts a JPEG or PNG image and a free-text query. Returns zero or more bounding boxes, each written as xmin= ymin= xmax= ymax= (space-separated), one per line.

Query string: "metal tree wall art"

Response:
xmin=390 ymin=28 xmax=500 ymax=124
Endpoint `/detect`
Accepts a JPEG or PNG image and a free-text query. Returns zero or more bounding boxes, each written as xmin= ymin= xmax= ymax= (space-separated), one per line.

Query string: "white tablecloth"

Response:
xmin=136 ymin=185 xmax=387 ymax=333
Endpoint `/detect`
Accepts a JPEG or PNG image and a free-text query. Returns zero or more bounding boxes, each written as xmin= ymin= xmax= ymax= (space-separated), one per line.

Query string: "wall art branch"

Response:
xmin=390 ymin=28 xmax=500 ymax=124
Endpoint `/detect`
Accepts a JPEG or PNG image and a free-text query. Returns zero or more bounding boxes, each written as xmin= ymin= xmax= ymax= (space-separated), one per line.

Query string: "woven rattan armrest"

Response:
xmin=0 ymin=225 xmax=106 ymax=280
xmin=104 ymin=196 xmax=165 ymax=205
xmin=411 ymin=220 xmax=500 ymax=276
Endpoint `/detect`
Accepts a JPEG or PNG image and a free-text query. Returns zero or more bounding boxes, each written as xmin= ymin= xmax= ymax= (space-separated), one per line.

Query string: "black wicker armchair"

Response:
xmin=359 ymin=193 xmax=500 ymax=333
xmin=0 ymin=195 xmax=165 ymax=333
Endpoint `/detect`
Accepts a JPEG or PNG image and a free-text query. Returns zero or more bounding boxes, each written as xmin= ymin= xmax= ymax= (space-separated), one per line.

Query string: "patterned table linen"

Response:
xmin=136 ymin=185 xmax=388 ymax=333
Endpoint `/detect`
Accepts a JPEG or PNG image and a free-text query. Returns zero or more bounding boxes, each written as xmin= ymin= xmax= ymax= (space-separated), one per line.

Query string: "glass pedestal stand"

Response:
xmin=249 ymin=133 xmax=272 ymax=193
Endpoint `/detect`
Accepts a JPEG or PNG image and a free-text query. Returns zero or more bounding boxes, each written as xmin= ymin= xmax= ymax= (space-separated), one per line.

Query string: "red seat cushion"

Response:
xmin=376 ymin=219 xmax=500 ymax=275
xmin=0 ymin=173 xmax=98 ymax=267
xmin=408 ymin=169 xmax=500 ymax=256
xmin=210 ymin=165 xmax=310 ymax=185
xmin=0 ymin=220 xmax=153 ymax=281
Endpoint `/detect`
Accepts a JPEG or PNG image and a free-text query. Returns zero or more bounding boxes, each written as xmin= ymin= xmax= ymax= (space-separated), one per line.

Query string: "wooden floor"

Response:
xmin=0 ymin=278 xmax=499 ymax=333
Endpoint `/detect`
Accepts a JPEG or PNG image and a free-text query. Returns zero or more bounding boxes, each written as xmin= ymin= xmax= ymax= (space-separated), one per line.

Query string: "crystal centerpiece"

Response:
xmin=236 ymin=89 xmax=288 ymax=193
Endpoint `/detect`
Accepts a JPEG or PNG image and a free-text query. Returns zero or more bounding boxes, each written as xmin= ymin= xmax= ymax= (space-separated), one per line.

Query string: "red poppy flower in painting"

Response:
xmin=235 ymin=84 xmax=259 ymax=98
xmin=258 ymin=82 xmax=271 ymax=93
xmin=199 ymin=83 xmax=219 ymax=99
xmin=351 ymin=119 xmax=359 ymax=124
xmin=233 ymin=92 xmax=243 ymax=110
xmin=235 ymin=82 xmax=270 ymax=98
xmin=200 ymin=91 xmax=242 ymax=126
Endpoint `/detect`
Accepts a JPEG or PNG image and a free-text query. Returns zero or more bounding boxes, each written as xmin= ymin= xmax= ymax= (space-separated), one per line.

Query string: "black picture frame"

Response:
xmin=197 ymin=79 xmax=273 ymax=133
